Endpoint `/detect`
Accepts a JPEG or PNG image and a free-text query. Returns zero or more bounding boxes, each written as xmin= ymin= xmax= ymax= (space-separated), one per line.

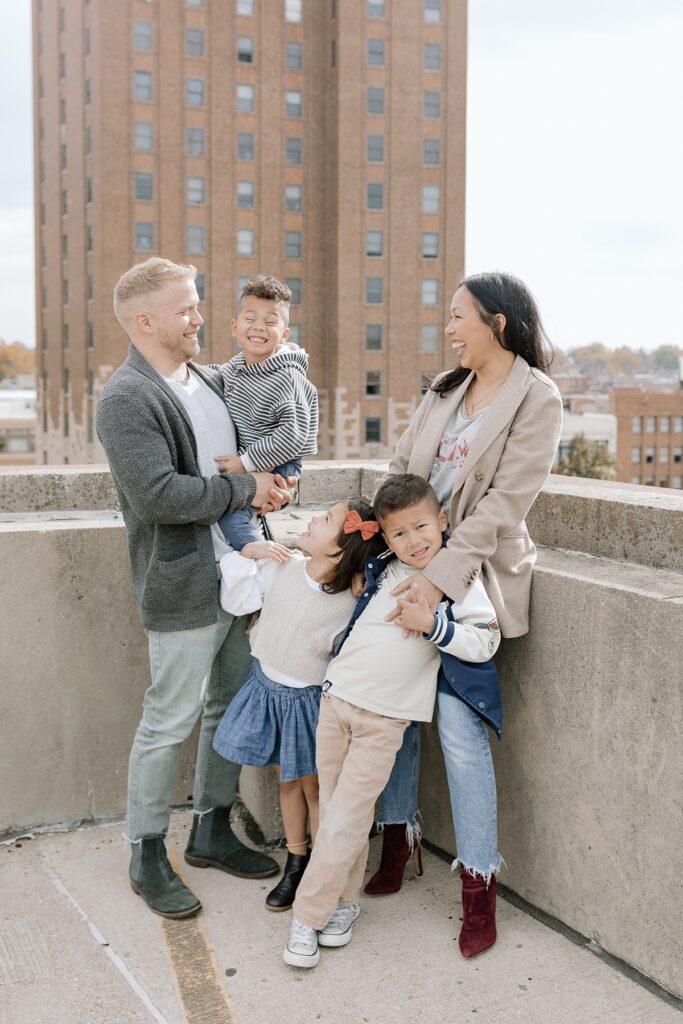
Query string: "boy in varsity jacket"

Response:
xmin=215 ymin=274 xmax=318 ymax=549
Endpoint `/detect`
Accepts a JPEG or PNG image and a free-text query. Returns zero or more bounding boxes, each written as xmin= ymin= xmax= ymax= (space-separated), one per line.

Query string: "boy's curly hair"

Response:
xmin=323 ymin=499 xmax=386 ymax=595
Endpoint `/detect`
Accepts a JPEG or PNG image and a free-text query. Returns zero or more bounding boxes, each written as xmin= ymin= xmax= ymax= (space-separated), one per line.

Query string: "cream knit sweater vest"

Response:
xmin=250 ymin=558 xmax=356 ymax=686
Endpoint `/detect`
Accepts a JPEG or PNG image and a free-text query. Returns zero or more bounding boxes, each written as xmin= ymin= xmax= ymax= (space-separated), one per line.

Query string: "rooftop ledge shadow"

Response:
xmin=1 ymin=462 xmax=681 ymax=1000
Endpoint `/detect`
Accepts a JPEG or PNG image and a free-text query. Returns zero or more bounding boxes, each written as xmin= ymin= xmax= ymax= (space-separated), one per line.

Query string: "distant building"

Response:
xmin=0 ymin=389 xmax=37 ymax=465
xmin=555 ymin=411 xmax=617 ymax=469
xmin=32 ymin=0 xmax=467 ymax=463
xmin=610 ymin=389 xmax=683 ymax=489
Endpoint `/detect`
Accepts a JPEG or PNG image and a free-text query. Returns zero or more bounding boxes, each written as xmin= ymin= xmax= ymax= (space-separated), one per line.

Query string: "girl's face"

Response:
xmin=444 ymin=285 xmax=503 ymax=372
xmin=298 ymin=501 xmax=349 ymax=559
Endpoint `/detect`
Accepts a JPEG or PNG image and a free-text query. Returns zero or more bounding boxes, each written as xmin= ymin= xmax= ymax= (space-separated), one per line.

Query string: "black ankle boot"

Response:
xmin=129 ymin=835 xmax=202 ymax=919
xmin=184 ymin=806 xmax=279 ymax=878
xmin=265 ymin=850 xmax=310 ymax=912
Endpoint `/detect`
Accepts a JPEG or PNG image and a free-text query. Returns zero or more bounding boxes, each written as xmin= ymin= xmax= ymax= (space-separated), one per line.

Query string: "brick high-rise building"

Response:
xmin=33 ymin=0 xmax=466 ymax=463
xmin=611 ymin=388 xmax=683 ymax=489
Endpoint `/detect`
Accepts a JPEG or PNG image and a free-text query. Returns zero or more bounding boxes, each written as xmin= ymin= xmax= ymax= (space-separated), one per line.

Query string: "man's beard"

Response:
xmin=158 ymin=325 xmax=199 ymax=363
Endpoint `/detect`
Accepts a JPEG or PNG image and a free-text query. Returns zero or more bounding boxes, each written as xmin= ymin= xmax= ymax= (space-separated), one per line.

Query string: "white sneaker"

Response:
xmin=283 ymin=918 xmax=320 ymax=968
xmin=318 ymin=903 xmax=361 ymax=947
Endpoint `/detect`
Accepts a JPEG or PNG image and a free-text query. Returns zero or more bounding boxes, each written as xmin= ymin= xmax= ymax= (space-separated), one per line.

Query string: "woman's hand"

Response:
xmin=241 ymin=541 xmax=293 ymax=563
xmin=214 ymin=455 xmax=246 ymax=475
xmin=386 ymin=573 xmax=443 ymax=638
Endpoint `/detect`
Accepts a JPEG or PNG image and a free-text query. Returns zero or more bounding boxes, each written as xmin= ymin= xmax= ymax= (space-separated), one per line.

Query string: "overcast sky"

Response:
xmin=1 ymin=1 xmax=682 ymax=351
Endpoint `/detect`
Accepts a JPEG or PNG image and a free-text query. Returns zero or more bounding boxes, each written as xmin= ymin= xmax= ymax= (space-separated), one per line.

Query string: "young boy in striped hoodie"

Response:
xmin=215 ymin=275 xmax=318 ymax=550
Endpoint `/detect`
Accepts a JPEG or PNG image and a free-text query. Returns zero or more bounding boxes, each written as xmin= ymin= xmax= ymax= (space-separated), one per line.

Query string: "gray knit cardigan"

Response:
xmin=96 ymin=344 xmax=256 ymax=632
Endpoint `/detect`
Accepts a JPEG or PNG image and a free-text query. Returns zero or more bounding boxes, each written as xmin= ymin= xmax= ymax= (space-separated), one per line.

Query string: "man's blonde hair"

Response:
xmin=113 ymin=256 xmax=197 ymax=326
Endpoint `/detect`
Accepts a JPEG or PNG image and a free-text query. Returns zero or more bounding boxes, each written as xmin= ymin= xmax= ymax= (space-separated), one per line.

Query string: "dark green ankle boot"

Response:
xmin=129 ymin=836 xmax=202 ymax=919
xmin=184 ymin=807 xmax=279 ymax=878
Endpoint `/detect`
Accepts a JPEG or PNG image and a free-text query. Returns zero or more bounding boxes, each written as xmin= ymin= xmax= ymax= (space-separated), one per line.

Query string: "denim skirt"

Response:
xmin=212 ymin=658 xmax=321 ymax=782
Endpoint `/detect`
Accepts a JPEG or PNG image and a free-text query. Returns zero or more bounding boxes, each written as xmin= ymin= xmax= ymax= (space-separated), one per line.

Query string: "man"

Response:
xmin=97 ymin=256 xmax=291 ymax=918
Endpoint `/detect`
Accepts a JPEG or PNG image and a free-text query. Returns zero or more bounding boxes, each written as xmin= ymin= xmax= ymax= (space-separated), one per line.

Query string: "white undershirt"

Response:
xmin=164 ymin=367 xmax=239 ymax=563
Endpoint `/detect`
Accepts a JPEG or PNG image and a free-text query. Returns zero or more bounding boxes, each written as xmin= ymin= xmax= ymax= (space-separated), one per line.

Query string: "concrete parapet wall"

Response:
xmin=1 ymin=466 xmax=681 ymax=996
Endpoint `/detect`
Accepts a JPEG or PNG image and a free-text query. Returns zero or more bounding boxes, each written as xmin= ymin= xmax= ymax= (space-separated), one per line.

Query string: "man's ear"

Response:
xmin=438 ymin=508 xmax=449 ymax=532
xmin=133 ymin=310 xmax=154 ymax=335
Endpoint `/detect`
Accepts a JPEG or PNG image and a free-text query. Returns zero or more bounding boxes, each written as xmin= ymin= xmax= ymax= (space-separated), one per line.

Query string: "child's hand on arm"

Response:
xmin=241 ymin=541 xmax=293 ymax=564
xmin=213 ymin=455 xmax=246 ymax=475
xmin=394 ymin=583 xmax=435 ymax=636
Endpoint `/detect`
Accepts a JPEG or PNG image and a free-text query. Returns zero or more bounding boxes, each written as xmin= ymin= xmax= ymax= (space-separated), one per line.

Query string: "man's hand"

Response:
xmin=242 ymin=541 xmax=293 ymax=564
xmin=214 ymin=455 xmax=246 ymax=474
xmin=249 ymin=472 xmax=294 ymax=511
xmin=393 ymin=584 xmax=435 ymax=635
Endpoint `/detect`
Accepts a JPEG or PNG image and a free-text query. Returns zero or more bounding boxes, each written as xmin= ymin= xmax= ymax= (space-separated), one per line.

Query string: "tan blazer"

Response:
xmin=387 ymin=355 xmax=563 ymax=638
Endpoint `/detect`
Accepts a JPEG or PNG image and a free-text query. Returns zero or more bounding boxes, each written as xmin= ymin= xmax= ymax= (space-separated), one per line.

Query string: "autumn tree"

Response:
xmin=555 ymin=433 xmax=616 ymax=481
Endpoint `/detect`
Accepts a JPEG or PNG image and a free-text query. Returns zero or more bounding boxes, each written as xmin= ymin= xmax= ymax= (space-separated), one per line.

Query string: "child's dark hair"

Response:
xmin=373 ymin=474 xmax=440 ymax=523
xmin=323 ymin=499 xmax=386 ymax=595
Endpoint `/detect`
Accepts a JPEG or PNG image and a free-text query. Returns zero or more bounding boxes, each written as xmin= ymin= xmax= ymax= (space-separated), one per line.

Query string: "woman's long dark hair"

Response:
xmin=322 ymin=499 xmax=385 ymax=595
xmin=432 ymin=272 xmax=555 ymax=396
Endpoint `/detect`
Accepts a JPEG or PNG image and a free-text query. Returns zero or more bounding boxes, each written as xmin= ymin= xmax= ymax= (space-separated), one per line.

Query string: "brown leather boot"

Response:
xmin=459 ymin=868 xmax=496 ymax=957
xmin=364 ymin=823 xmax=423 ymax=896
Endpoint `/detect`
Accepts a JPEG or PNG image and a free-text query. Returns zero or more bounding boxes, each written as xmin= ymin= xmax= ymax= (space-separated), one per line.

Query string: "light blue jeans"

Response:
xmin=379 ymin=679 xmax=502 ymax=878
xmin=126 ymin=605 xmax=253 ymax=840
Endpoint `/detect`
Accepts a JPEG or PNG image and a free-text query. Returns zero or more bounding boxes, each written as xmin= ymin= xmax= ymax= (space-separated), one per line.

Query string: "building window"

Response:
xmin=672 ymin=476 xmax=682 ymax=489
xmin=367 ymin=87 xmax=384 ymax=115
xmin=286 ymin=90 xmax=302 ymax=117
xmin=631 ymin=446 xmax=641 ymax=464
xmin=133 ymin=21 xmax=152 ymax=51
xmin=86 ymin=126 xmax=92 ymax=154
xmin=84 ymin=27 xmax=90 ymax=54
xmin=289 ymin=325 xmax=301 ymax=345
xmin=286 ymin=278 xmax=301 ymax=304
xmin=424 ymin=90 xmax=440 ymax=117
xmin=285 ymin=137 xmax=302 ymax=164
xmin=134 ymin=71 xmax=153 ymax=101
xmin=660 ymin=415 xmax=670 ymax=433
xmin=136 ymin=222 xmax=154 ymax=251
xmin=59 ymin=53 xmax=65 ymax=78
xmin=63 ymin=279 xmax=69 ymax=305
xmin=87 ymin=321 xmax=94 ymax=349
xmin=367 ymin=182 xmax=384 ymax=209
xmin=674 ymin=446 xmax=682 ymax=463
xmin=87 ymin=274 xmax=93 ymax=301
xmin=86 ymin=177 xmax=93 ymax=204
xmin=365 ymin=417 xmax=382 ymax=443
xmin=61 ymin=144 xmax=68 ymax=170
xmin=187 ymin=127 xmax=205 ymax=156
xmin=331 ymin=39 xmax=336 ymax=67
xmin=675 ymin=417 xmax=683 ymax=434
xmin=63 ymin=367 xmax=69 ymax=390
xmin=285 ymin=0 xmax=303 ymax=23
xmin=285 ymin=231 xmax=302 ymax=258
xmin=422 ymin=185 xmax=439 ymax=212
xmin=42 ymin=286 xmax=47 ymax=310
xmin=365 ymin=324 xmax=382 ymax=350
xmin=237 ymin=181 xmax=255 ymax=208
xmin=424 ymin=0 xmax=441 ymax=23
xmin=237 ymin=35 xmax=254 ymax=62
xmin=86 ymin=224 xmax=93 ymax=252
xmin=366 ymin=277 xmax=383 ymax=304
xmin=134 ymin=122 xmax=153 ymax=151
xmin=187 ymin=176 xmax=205 ymax=204
xmin=237 ymin=228 xmax=255 ymax=256
xmin=62 ymin=190 xmax=68 ymax=215
xmin=84 ymin=78 xmax=92 ymax=104
xmin=420 ymin=372 xmax=434 ymax=395
xmin=366 ymin=371 xmax=381 ymax=397
xmin=367 ymin=134 xmax=384 ymax=162
xmin=423 ymin=138 xmax=439 ymax=163
xmin=421 ymin=279 xmax=438 ymax=305
xmin=420 ymin=324 xmax=439 ymax=352
xmin=237 ymin=0 xmax=254 ymax=14
xmin=186 ymin=28 xmax=204 ymax=57
xmin=62 ymin=234 xmax=68 ymax=260
xmin=195 ymin=274 xmax=205 ymax=301
xmin=285 ymin=184 xmax=302 ymax=210
xmin=368 ymin=39 xmax=385 ymax=66
xmin=135 ymin=172 xmax=154 ymax=201
xmin=187 ymin=0 xmax=204 ymax=6
xmin=238 ymin=132 xmax=254 ymax=160
xmin=237 ymin=84 xmax=255 ymax=112
xmin=424 ymin=42 xmax=441 ymax=70
xmin=646 ymin=416 xmax=656 ymax=434
xmin=645 ymin=446 xmax=655 ymax=464
xmin=187 ymin=77 xmax=205 ymax=106
xmin=366 ymin=230 xmax=383 ymax=257
xmin=422 ymin=232 xmax=439 ymax=258
xmin=60 ymin=98 xmax=67 ymax=125
xmin=286 ymin=41 xmax=302 ymax=69
xmin=63 ymin=325 xmax=69 ymax=351
xmin=631 ymin=415 xmax=642 ymax=433
xmin=659 ymin=477 xmax=669 ymax=487
xmin=660 ymin=445 xmax=669 ymax=464
xmin=187 ymin=225 xmax=205 ymax=254
xmin=367 ymin=1 xmax=385 ymax=17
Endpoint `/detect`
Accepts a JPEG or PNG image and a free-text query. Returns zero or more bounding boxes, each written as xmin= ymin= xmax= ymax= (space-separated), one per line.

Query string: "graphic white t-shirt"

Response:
xmin=428 ymin=399 xmax=488 ymax=506
xmin=165 ymin=367 xmax=239 ymax=563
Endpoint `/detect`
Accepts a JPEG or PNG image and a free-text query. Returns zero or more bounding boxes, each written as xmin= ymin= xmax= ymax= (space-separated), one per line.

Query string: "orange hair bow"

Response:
xmin=343 ymin=509 xmax=381 ymax=541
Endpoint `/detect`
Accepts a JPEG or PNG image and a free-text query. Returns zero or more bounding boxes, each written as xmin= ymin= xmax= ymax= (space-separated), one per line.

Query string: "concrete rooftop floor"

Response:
xmin=1 ymin=810 xmax=678 ymax=1024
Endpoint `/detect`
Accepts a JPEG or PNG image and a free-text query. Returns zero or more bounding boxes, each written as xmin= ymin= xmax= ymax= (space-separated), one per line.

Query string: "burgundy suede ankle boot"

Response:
xmin=364 ymin=824 xmax=423 ymax=896
xmin=458 ymin=868 xmax=496 ymax=958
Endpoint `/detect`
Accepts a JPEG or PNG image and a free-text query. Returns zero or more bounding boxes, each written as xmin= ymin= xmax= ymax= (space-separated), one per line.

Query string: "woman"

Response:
xmin=366 ymin=272 xmax=563 ymax=958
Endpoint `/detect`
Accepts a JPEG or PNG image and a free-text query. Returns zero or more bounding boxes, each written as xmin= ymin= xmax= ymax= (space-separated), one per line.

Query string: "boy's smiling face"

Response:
xmin=380 ymin=497 xmax=448 ymax=568
xmin=231 ymin=295 xmax=290 ymax=365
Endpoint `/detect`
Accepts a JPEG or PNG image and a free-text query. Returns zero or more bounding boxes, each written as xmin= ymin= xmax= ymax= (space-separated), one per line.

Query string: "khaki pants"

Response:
xmin=292 ymin=692 xmax=409 ymax=930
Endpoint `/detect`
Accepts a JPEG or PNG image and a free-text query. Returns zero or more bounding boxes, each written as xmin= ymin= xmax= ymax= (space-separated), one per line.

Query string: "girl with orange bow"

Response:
xmin=213 ymin=500 xmax=385 ymax=912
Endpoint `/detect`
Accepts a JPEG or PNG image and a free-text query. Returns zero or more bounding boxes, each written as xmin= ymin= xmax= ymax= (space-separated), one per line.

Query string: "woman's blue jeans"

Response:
xmin=379 ymin=679 xmax=502 ymax=878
